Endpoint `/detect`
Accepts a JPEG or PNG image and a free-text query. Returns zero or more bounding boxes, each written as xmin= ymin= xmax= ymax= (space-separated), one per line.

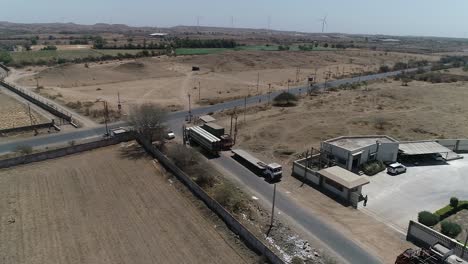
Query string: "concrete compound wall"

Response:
xmin=407 ymin=220 xmax=468 ymax=261
xmin=0 ymin=122 xmax=54 ymax=134
xmin=436 ymin=139 xmax=468 ymax=153
xmin=292 ymin=159 xmax=321 ymax=185
xmin=136 ymin=135 xmax=284 ymax=264
xmin=0 ymin=133 xmax=134 ymax=169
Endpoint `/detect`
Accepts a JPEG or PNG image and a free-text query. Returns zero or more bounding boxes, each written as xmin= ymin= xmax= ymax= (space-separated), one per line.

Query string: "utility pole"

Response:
xmin=28 ymin=104 xmax=34 ymax=126
xmin=97 ymin=100 xmax=109 ymax=136
xmin=230 ymin=113 xmax=233 ymax=136
xmin=287 ymin=79 xmax=290 ymax=93
xmin=268 ymin=83 xmax=271 ymax=104
xmin=188 ymin=94 xmax=192 ymax=123
xmin=243 ymin=97 xmax=247 ymax=123
xmin=117 ymin=91 xmax=121 ymax=115
xmin=269 ymin=184 xmax=277 ymax=229
xmin=256 ymin=72 xmax=260 ymax=94
xmin=234 ymin=111 xmax=238 ymax=144
xmin=198 ymin=81 xmax=201 ymax=102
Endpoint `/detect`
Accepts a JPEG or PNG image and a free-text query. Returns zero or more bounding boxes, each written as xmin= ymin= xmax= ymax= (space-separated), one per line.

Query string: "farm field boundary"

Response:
xmin=0 ymin=133 xmax=134 ymax=168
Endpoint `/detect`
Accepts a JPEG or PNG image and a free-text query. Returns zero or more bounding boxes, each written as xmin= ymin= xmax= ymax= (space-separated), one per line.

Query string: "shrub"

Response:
xmin=273 ymin=92 xmax=298 ymax=107
xmin=291 ymin=256 xmax=304 ymax=264
xmin=440 ymin=221 xmax=462 ymax=238
xmin=214 ymin=183 xmax=245 ymax=213
xmin=14 ymin=145 xmax=33 ymax=155
xmin=418 ymin=211 xmax=439 ymax=226
xmin=379 ymin=65 xmax=390 ymax=73
xmin=450 ymin=197 xmax=459 ymax=208
xmin=361 ymin=160 xmax=386 ymax=176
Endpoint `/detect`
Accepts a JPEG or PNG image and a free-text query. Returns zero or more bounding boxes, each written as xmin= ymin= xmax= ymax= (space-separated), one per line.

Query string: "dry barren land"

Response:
xmin=216 ymin=79 xmax=468 ymax=165
xmin=0 ymin=90 xmax=47 ymax=130
xmin=13 ymin=50 xmax=438 ymax=116
xmin=0 ymin=144 xmax=251 ymax=264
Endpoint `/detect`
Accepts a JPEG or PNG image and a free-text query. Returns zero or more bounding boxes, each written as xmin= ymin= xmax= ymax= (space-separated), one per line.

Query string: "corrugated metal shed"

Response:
xmin=399 ymin=141 xmax=452 ymax=155
xmin=318 ymin=166 xmax=369 ymax=189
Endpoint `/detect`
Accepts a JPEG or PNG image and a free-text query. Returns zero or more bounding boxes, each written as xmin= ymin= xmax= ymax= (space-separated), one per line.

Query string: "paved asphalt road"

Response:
xmin=215 ymin=153 xmax=382 ymax=264
xmin=0 ymin=68 xmax=416 ymax=154
xmin=0 ymin=68 xmax=415 ymax=263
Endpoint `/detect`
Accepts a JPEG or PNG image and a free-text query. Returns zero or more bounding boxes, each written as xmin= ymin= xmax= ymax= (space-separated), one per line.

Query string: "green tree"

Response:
xmin=440 ymin=221 xmax=462 ymax=238
xmin=273 ymin=92 xmax=298 ymax=106
xmin=128 ymin=103 xmax=167 ymax=144
xmin=418 ymin=211 xmax=439 ymax=226
xmin=450 ymin=197 xmax=459 ymax=208
xmin=0 ymin=50 xmax=12 ymax=64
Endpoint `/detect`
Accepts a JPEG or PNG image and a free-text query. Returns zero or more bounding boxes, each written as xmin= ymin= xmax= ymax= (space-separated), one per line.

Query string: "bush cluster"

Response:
xmin=440 ymin=221 xmax=462 ymax=238
xmin=361 ymin=160 xmax=386 ymax=176
xmin=273 ymin=92 xmax=298 ymax=107
xmin=418 ymin=211 xmax=439 ymax=227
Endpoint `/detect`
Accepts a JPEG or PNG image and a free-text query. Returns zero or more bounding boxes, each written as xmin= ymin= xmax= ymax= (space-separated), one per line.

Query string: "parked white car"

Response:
xmin=387 ymin=162 xmax=407 ymax=174
xmin=166 ymin=131 xmax=175 ymax=140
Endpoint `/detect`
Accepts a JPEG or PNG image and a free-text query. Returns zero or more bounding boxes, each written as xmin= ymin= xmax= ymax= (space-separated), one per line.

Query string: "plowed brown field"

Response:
xmin=0 ymin=144 xmax=250 ymax=264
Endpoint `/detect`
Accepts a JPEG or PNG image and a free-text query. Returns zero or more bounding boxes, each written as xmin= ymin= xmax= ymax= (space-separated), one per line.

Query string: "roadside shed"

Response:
xmin=199 ymin=115 xmax=216 ymax=123
xmin=318 ymin=166 xmax=369 ymax=205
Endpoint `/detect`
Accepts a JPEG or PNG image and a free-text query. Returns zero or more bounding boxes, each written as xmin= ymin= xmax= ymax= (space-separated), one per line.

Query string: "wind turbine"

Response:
xmin=319 ymin=15 xmax=328 ymax=33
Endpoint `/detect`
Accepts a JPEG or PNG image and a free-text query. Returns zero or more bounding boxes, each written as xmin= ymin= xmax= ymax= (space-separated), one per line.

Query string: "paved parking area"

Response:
xmin=361 ymin=154 xmax=468 ymax=231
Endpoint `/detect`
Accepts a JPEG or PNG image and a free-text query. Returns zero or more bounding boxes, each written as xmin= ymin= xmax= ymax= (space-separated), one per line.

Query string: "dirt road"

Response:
xmin=0 ymin=144 xmax=251 ymax=264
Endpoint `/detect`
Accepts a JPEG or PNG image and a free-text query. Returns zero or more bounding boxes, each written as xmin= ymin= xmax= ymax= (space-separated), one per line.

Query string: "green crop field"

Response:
xmin=175 ymin=48 xmax=229 ymax=55
xmin=10 ymin=49 xmax=144 ymax=64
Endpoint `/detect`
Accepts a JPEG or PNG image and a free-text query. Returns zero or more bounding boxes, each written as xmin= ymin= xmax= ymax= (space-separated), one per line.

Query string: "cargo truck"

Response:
xmin=232 ymin=149 xmax=282 ymax=181
xmin=202 ymin=122 xmax=234 ymax=149
xmin=186 ymin=126 xmax=222 ymax=155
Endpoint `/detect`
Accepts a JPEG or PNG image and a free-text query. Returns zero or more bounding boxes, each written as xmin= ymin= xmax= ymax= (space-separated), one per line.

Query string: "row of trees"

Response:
xmin=6 ymin=50 xmax=161 ymax=68
xmin=93 ymin=37 xmax=239 ymax=50
xmin=298 ymin=43 xmax=350 ymax=51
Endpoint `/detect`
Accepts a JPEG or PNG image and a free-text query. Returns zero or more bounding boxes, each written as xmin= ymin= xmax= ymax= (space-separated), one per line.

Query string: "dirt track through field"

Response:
xmin=0 ymin=144 xmax=249 ymax=264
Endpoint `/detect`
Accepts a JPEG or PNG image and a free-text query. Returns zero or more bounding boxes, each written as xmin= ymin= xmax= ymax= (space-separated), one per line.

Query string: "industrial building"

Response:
xmin=321 ymin=135 xmax=399 ymax=172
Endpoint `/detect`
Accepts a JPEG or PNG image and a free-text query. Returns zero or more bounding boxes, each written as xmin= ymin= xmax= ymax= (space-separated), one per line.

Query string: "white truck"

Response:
xmin=232 ymin=149 xmax=283 ymax=181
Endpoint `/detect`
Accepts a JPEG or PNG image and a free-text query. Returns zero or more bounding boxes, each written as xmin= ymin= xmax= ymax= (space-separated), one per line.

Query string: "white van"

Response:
xmin=387 ymin=162 xmax=407 ymax=175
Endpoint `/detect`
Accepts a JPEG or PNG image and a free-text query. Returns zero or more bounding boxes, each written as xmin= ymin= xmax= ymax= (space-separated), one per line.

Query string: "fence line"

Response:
xmin=0 ymin=80 xmax=73 ymax=123
xmin=136 ymin=134 xmax=285 ymax=264
xmin=0 ymin=122 xmax=56 ymax=134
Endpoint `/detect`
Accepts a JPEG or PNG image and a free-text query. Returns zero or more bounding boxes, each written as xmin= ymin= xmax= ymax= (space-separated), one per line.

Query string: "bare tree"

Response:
xmin=128 ymin=103 xmax=167 ymax=143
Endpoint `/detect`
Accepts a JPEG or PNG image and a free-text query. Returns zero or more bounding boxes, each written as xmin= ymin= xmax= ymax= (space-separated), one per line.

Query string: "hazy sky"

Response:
xmin=1 ymin=0 xmax=467 ymax=38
